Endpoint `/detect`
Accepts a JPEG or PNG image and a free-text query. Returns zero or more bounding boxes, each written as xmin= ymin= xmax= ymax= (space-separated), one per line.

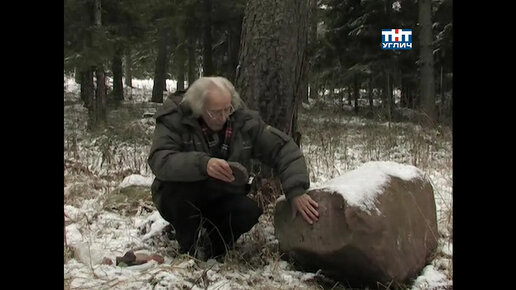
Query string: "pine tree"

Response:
xmin=236 ymin=0 xmax=311 ymax=136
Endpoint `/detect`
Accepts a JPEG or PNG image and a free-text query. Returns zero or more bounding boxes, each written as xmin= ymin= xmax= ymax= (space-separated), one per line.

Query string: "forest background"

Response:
xmin=63 ymin=0 xmax=453 ymax=289
xmin=64 ymin=0 xmax=452 ymax=131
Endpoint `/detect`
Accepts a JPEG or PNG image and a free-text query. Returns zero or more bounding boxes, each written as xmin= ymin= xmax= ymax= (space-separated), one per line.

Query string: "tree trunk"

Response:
xmin=409 ymin=84 xmax=415 ymax=109
xmin=202 ymin=0 xmax=213 ymax=76
xmin=309 ymin=81 xmax=318 ymax=101
xmin=124 ymin=48 xmax=133 ymax=88
xmin=187 ymin=35 xmax=196 ymax=88
xmin=386 ymin=71 xmax=392 ymax=122
xmin=94 ymin=0 xmax=101 ymax=26
xmin=439 ymin=64 xmax=444 ymax=122
xmin=347 ymin=85 xmax=352 ymax=106
xmin=176 ymin=42 xmax=186 ymax=91
xmin=95 ymin=68 xmax=107 ymax=127
xmin=400 ymin=75 xmax=409 ymax=108
xmin=79 ymin=0 xmax=95 ymax=125
xmin=419 ymin=0 xmax=436 ymax=125
xmin=306 ymin=0 xmax=318 ymax=105
xmin=151 ymin=29 xmax=170 ymax=103
xmin=84 ymin=69 xmax=96 ymax=130
xmin=235 ymin=0 xmax=311 ymax=136
xmin=235 ymin=0 xmax=311 ymax=182
xmin=90 ymin=0 xmax=107 ymax=129
xmin=80 ymin=68 xmax=95 ymax=109
xmin=297 ymin=38 xmax=309 ymax=122
xmin=227 ymin=25 xmax=242 ymax=83
xmin=368 ymin=75 xmax=374 ymax=111
xmin=353 ymin=73 xmax=359 ymax=113
xmin=74 ymin=67 xmax=81 ymax=84
xmin=177 ymin=68 xmax=185 ymax=92
xmin=111 ymin=45 xmax=124 ymax=103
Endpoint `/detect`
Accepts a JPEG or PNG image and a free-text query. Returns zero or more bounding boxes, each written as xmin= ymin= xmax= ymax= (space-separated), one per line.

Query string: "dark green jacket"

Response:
xmin=147 ymin=97 xmax=309 ymax=201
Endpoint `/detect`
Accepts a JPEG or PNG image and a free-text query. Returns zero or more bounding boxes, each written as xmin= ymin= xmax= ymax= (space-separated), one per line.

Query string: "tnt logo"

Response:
xmin=382 ymin=29 xmax=412 ymax=50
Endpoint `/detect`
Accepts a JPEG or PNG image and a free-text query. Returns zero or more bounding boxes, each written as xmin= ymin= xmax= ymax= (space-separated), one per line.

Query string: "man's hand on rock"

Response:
xmin=291 ymin=193 xmax=319 ymax=225
xmin=207 ymin=158 xmax=235 ymax=183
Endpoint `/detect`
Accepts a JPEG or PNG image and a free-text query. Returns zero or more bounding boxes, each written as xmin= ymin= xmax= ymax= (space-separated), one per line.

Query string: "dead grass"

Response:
xmin=298 ymin=109 xmax=452 ymax=179
xmin=64 ymin=177 xmax=107 ymax=207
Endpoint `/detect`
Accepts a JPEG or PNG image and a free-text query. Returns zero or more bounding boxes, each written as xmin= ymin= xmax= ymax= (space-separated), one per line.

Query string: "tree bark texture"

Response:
xmin=124 ymin=48 xmax=133 ymax=88
xmin=151 ymin=29 xmax=170 ymax=103
xmin=306 ymin=0 xmax=318 ymax=104
xmin=94 ymin=0 xmax=102 ymax=26
xmin=386 ymin=71 xmax=393 ymax=122
xmin=353 ymin=73 xmax=359 ymax=113
xmin=95 ymin=68 xmax=107 ymax=127
xmin=90 ymin=0 xmax=107 ymax=129
xmin=227 ymin=26 xmax=242 ymax=83
xmin=235 ymin=0 xmax=311 ymax=135
xmin=176 ymin=42 xmax=186 ymax=91
xmin=187 ymin=34 xmax=196 ymax=88
xmin=112 ymin=45 xmax=124 ymax=103
xmin=202 ymin=0 xmax=213 ymax=76
xmin=368 ymin=75 xmax=373 ymax=111
xmin=80 ymin=68 xmax=95 ymax=109
xmin=419 ymin=0 xmax=436 ymax=125
xmin=78 ymin=0 xmax=95 ymax=125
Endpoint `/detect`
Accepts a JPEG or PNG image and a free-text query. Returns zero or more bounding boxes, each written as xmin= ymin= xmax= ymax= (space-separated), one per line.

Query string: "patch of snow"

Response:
xmin=65 ymin=223 xmax=83 ymax=245
xmin=411 ymin=264 xmax=451 ymax=290
xmin=72 ymin=242 xmax=106 ymax=266
xmin=440 ymin=240 xmax=453 ymax=257
xmin=64 ymin=76 xmax=80 ymax=93
xmin=119 ymin=174 xmax=154 ymax=188
xmin=64 ymin=205 xmax=83 ymax=222
xmin=300 ymin=272 xmax=317 ymax=282
xmin=137 ymin=211 xmax=170 ymax=241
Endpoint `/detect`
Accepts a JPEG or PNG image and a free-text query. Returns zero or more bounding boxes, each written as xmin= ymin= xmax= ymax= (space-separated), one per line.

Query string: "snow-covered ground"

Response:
xmin=64 ymin=76 xmax=452 ymax=289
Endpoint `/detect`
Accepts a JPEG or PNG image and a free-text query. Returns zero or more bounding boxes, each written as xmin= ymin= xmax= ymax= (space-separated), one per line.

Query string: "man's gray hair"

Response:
xmin=182 ymin=76 xmax=243 ymax=117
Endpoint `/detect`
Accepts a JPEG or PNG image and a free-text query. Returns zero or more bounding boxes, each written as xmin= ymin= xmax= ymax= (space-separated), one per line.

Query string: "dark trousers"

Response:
xmin=151 ymin=179 xmax=263 ymax=258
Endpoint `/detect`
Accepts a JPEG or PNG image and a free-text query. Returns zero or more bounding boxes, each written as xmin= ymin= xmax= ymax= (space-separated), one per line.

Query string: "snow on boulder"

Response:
xmin=274 ymin=161 xmax=438 ymax=287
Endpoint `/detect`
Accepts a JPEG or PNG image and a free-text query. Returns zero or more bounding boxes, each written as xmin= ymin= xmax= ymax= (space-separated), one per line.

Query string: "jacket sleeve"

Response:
xmin=251 ymin=120 xmax=310 ymax=201
xmin=147 ymin=122 xmax=211 ymax=182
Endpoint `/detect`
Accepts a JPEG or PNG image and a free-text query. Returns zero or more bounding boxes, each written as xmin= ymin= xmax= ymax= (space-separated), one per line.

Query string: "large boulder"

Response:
xmin=274 ymin=161 xmax=438 ymax=287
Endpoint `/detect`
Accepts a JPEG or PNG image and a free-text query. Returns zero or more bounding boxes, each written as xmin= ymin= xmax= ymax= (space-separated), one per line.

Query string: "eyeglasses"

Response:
xmin=206 ymin=105 xmax=235 ymax=119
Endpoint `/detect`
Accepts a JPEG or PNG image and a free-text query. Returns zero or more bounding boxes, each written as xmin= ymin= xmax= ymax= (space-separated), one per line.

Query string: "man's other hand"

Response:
xmin=207 ymin=158 xmax=235 ymax=183
xmin=291 ymin=193 xmax=319 ymax=225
